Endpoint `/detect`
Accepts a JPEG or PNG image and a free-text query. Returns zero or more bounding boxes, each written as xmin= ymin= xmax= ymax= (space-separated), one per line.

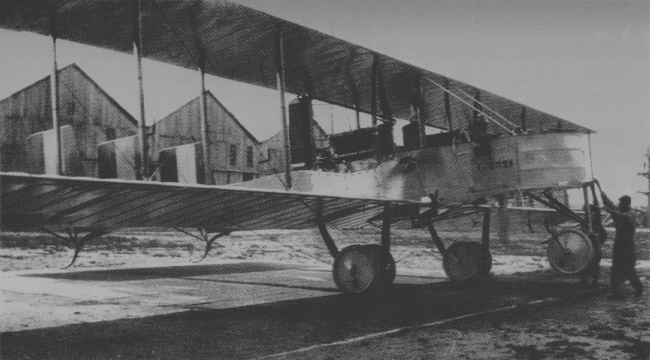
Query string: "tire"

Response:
xmin=466 ymin=242 xmax=492 ymax=275
xmin=443 ymin=241 xmax=483 ymax=281
xmin=332 ymin=245 xmax=381 ymax=293
xmin=361 ymin=244 xmax=396 ymax=287
xmin=547 ymin=229 xmax=595 ymax=275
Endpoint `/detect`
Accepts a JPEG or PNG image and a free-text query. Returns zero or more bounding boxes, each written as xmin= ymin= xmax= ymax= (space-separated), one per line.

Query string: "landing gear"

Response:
xmin=332 ymin=245 xmax=377 ymax=293
xmin=467 ymin=242 xmax=492 ymax=275
xmin=442 ymin=242 xmax=484 ymax=281
xmin=546 ymin=229 xmax=594 ymax=275
xmin=361 ymin=244 xmax=396 ymax=286
xmin=439 ymin=241 xmax=491 ymax=281
xmin=526 ymin=182 xmax=601 ymax=277
xmin=332 ymin=244 xmax=395 ymax=293
xmin=320 ymin=203 xmax=395 ymax=294
xmin=427 ymin=205 xmax=493 ymax=281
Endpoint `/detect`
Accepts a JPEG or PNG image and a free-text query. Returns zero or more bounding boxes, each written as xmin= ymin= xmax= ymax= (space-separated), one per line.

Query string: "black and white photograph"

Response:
xmin=0 ymin=0 xmax=648 ymax=359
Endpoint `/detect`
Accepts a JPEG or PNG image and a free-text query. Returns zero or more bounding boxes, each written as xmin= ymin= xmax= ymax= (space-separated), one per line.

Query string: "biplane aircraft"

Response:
xmin=0 ymin=0 xmax=603 ymax=293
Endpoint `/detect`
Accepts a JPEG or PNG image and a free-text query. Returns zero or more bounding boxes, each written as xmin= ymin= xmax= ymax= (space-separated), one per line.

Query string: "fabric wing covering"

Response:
xmin=0 ymin=0 xmax=592 ymax=133
xmin=0 ymin=173 xmax=387 ymax=231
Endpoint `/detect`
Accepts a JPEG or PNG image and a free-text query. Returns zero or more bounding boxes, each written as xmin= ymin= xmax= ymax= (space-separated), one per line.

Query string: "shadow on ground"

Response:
xmin=1 ymin=278 xmax=594 ymax=360
xmin=23 ymin=262 xmax=311 ymax=282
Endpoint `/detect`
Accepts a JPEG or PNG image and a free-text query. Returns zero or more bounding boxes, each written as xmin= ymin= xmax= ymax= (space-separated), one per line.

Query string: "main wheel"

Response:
xmin=443 ymin=241 xmax=483 ymax=281
xmin=361 ymin=244 xmax=396 ymax=287
xmin=547 ymin=229 xmax=594 ymax=275
xmin=332 ymin=245 xmax=381 ymax=293
xmin=466 ymin=242 xmax=492 ymax=275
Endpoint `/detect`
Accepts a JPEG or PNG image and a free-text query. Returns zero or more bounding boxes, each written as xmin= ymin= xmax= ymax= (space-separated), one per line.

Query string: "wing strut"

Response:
xmin=188 ymin=2 xmax=212 ymax=186
xmin=49 ymin=6 xmax=62 ymax=175
xmin=343 ymin=48 xmax=361 ymax=129
xmin=370 ymin=54 xmax=379 ymax=126
xmin=444 ymin=78 xmax=453 ymax=130
xmin=275 ymin=26 xmax=291 ymax=189
xmin=198 ymin=49 xmax=212 ymax=185
xmin=415 ymin=77 xmax=427 ymax=149
xmin=132 ymin=0 xmax=148 ymax=180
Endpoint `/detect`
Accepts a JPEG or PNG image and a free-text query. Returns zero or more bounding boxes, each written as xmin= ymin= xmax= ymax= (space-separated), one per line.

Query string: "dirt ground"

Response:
xmin=274 ymin=292 xmax=649 ymax=360
xmin=2 ymin=226 xmax=649 ymax=272
xmin=1 ymin=227 xmax=649 ymax=359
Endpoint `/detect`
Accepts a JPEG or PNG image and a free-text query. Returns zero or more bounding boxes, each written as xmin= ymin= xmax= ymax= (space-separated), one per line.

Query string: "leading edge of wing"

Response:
xmin=0 ymin=172 xmax=422 ymax=204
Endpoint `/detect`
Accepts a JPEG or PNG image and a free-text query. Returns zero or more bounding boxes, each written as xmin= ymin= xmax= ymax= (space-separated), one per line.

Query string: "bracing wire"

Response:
xmin=424 ymin=77 xmax=515 ymax=135
xmin=148 ymin=13 xmax=435 ymax=260
xmin=454 ymin=87 xmax=519 ymax=130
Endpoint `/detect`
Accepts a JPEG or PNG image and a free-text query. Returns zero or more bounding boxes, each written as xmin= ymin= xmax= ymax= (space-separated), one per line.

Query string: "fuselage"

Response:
xmin=235 ymin=131 xmax=593 ymax=205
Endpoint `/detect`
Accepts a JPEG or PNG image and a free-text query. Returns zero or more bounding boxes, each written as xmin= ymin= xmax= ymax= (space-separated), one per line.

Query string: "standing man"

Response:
xmin=580 ymin=204 xmax=607 ymax=286
xmin=596 ymin=180 xmax=644 ymax=299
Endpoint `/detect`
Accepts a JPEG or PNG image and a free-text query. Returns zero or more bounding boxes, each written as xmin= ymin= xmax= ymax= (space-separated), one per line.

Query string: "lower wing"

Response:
xmin=0 ymin=173 xmax=411 ymax=232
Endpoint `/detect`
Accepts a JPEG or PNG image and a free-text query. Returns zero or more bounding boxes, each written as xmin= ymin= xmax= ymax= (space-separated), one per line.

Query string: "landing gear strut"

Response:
xmin=546 ymin=229 xmax=594 ymax=275
xmin=426 ymin=203 xmax=493 ymax=281
xmin=321 ymin=203 xmax=395 ymax=293
xmin=526 ymin=182 xmax=601 ymax=276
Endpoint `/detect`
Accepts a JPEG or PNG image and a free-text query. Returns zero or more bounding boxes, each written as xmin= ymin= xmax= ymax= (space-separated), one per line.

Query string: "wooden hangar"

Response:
xmin=0 ymin=63 xmax=302 ymax=185
xmin=0 ymin=64 xmax=137 ymax=177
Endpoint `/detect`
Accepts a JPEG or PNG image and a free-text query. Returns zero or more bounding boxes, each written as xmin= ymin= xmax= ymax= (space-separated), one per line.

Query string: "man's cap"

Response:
xmin=619 ymin=195 xmax=631 ymax=206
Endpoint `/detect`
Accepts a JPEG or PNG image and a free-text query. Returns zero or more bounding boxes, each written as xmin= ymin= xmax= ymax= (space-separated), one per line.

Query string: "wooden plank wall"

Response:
xmin=151 ymin=92 xmax=261 ymax=184
xmin=0 ymin=64 xmax=136 ymax=176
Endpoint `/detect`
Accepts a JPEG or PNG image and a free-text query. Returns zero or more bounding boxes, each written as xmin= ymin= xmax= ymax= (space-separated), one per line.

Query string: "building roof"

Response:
xmin=154 ymin=90 xmax=259 ymax=144
xmin=0 ymin=63 xmax=138 ymax=126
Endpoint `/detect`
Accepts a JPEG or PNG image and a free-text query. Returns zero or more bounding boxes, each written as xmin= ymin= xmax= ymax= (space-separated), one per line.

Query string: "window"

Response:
xmin=246 ymin=146 xmax=254 ymax=167
xmin=229 ymin=144 xmax=237 ymax=166
xmin=105 ymin=128 xmax=116 ymax=141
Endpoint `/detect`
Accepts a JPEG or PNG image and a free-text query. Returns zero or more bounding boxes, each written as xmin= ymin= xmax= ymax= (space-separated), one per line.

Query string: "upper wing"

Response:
xmin=0 ymin=172 xmax=392 ymax=231
xmin=0 ymin=0 xmax=592 ymax=133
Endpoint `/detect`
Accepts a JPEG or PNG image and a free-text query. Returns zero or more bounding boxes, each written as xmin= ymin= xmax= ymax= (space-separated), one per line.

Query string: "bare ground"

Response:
xmin=2 ymin=226 xmax=649 ymax=272
xmin=1 ymin=227 xmax=649 ymax=359
xmin=275 ymin=292 xmax=649 ymax=360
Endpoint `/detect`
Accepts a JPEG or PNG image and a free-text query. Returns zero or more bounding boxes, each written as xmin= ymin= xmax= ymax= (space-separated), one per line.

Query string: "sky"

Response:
xmin=0 ymin=0 xmax=648 ymax=206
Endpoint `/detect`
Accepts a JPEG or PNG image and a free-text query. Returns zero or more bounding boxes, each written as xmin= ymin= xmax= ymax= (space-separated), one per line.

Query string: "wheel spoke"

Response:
xmin=547 ymin=229 xmax=594 ymax=275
